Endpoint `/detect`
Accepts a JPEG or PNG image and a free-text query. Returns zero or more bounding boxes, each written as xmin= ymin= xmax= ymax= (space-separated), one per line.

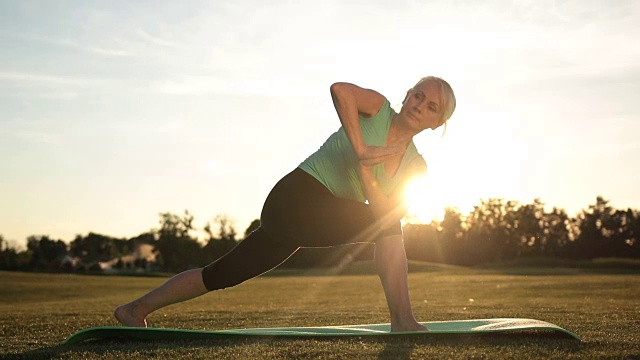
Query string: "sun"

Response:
xmin=401 ymin=148 xmax=483 ymax=224
xmin=403 ymin=175 xmax=449 ymax=224
xmin=398 ymin=103 xmax=535 ymax=224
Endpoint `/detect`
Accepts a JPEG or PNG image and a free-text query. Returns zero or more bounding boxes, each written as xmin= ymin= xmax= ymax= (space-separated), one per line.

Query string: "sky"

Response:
xmin=1 ymin=0 xmax=639 ymax=247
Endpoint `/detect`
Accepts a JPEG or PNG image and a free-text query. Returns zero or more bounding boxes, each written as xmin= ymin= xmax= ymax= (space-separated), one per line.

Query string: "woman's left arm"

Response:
xmin=357 ymin=163 xmax=407 ymax=229
xmin=357 ymin=158 xmax=426 ymax=226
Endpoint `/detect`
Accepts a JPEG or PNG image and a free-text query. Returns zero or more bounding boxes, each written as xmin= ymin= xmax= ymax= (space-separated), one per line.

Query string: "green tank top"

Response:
xmin=299 ymin=99 xmax=426 ymax=202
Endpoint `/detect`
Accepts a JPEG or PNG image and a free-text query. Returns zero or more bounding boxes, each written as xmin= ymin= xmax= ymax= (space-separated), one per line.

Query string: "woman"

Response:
xmin=115 ymin=76 xmax=456 ymax=332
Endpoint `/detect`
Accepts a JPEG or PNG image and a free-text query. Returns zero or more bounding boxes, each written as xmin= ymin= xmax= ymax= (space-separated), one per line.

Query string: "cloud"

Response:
xmin=39 ymin=91 xmax=80 ymax=100
xmin=147 ymin=74 xmax=321 ymax=97
xmin=0 ymin=71 xmax=107 ymax=87
xmin=10 ymin=130 xmax=65 ymax=146
xmin=0 ymin=118 xmax=65 ymax=146
xmin=155 ymin=120 xmax=186 ymax=134
xmin=0 ymin=91 xmax=80 ymax=100
xmin=136 ymin=28 xmax=176 ymax=47
xmin=0 ymin=31 xmax=132 ymax=57
xmin=87 ymin=46 xmax=130 ymax=57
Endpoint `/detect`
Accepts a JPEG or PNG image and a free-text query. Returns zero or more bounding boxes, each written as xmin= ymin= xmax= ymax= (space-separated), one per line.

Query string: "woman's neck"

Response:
xmin=387 ymin=114 xmax=416 ymax=148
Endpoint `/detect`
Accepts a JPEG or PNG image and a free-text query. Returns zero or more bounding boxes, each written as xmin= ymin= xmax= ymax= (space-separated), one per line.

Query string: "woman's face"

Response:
xmin=400 ymin=81 xmax=445 ymax=131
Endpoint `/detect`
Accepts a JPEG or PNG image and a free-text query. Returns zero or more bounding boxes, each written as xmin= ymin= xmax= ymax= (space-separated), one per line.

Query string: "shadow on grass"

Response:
xmin=477 ymin=257 xmax=640 ymax=276
xmin=6 ymin=332 xmax=582 ymax=360
xmin=374 ymin=332 xmax=583 ymax=360
xmin=4 ymin=338 xmax=248 ymax=360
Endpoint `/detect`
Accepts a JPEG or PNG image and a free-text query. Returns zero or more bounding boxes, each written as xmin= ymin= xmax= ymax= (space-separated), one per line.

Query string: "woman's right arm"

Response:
xmin=329 ymin=82 xmax=401 ymax=161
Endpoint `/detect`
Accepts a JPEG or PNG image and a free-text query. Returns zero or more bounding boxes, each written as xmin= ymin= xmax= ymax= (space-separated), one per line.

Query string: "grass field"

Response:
xmin=1 ymin=261 xmax=639 ymax=359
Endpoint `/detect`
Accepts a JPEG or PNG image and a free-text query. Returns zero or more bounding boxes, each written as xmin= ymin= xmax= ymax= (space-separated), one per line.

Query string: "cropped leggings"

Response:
xmin=201 ymin=168 xmax=402 ymax=291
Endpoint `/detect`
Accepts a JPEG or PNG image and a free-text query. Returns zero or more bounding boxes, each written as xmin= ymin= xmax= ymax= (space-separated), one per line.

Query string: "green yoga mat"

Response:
xmin=64 ymin=318 xmax=579 ymax=344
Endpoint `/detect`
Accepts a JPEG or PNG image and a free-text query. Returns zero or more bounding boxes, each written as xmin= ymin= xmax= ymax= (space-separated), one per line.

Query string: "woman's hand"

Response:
xmin=357 ymin=146 xmax=408 ymax=227
xmin=357 ymin=145 xmax=402 ymax=168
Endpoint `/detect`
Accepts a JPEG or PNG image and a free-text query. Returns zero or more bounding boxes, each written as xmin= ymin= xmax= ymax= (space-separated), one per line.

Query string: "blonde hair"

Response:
xmin=413 ymin=76 xmax=457 ymax=125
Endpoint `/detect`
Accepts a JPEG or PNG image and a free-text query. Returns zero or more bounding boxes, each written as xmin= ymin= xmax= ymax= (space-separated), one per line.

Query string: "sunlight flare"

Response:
xmin=404 ymin=175 xmax=448 ymax=223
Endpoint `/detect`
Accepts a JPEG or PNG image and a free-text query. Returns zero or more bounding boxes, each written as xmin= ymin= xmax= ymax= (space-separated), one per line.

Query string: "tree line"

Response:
xmin=0 ymin=196 xmax=638 ymax=273
xmin=402 ymin=196 xmax=639 ymax=266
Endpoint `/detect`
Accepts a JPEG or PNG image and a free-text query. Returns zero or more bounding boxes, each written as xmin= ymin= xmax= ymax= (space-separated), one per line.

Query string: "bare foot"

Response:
xmin=391 ymin=321 xmax=429 ymax=332
xmin=114 ymin=303 xmax=148 ymax=327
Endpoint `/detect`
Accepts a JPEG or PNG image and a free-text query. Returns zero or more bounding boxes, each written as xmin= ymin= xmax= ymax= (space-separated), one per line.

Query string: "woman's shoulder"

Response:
xmin=360 ymin=96 xmax=394 ymax=124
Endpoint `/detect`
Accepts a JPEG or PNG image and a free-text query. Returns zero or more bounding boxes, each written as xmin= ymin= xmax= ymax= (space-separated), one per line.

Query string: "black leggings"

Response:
xmin=201 ymin=168 xmax=402 ymax=291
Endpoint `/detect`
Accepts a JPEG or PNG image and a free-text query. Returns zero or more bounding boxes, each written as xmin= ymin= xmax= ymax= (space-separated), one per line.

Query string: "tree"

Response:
xmin=438 ymin=207 xmax=467 ymax=265
xmin=154 ymin=210 xmax=202 ymax=272
xmin=26 ymin=235 xmax=68 ymax=271
xmin=69 ymin=233 xmax=123 ymax=264
xmin=210 ymin=214 xmax=237 ymax=242
xmin=0 ymin=235 xmax=22 ymax=270
xmin=463 ymin=199 xmax=519 ymax=264
xmin=403 ymin=222 xmax=440 ymax=263
xmin=203 ymin=214 xmax=239 ymax=264
xmin=607 ymin=208 xmax=639 ymax=258
xmin=512 ymin=199 xmax=546 ymax=257
xmin=571 ymin=197 xmax=616 ymax=259
xmin=629 ymin=209 xmax=640 ymax=258
xmin=542 ymin=207 xmax=571 ymax=257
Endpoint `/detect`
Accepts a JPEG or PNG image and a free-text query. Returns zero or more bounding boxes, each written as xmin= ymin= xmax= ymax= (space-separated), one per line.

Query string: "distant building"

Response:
xmin=100 ymin=243 xmax=157 ymax=273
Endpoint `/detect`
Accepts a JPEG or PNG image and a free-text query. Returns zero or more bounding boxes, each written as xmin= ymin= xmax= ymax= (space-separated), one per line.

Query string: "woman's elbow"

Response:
xmin=330 ymin=82 xmax=354 ymax=97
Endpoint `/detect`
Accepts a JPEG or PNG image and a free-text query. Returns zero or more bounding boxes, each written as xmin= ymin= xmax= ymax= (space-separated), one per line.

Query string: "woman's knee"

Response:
xmin=201 ymin=262 xmax=245 ymax=291
xmin=376 ymin=234 xmax=404 ymax=245
xmin=377 ymin=221 xmax=403 ymax=239
xmin=200 ymin=228 xmax=298 ymax=291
